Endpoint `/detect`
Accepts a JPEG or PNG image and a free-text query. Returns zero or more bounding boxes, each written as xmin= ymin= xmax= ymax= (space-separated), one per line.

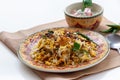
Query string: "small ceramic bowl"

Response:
xmin=64 ymin=2 xmax=103 ymax=30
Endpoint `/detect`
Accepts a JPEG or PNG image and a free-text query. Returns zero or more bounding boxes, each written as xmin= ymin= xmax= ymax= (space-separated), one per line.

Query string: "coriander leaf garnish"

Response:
xmin=82 ymin=0 xmax=92 ymax=11
xmin=72 ymin=42 xmax=80 ymax=51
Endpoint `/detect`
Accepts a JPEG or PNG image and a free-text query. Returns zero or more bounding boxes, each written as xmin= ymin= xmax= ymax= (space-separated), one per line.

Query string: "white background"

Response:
xmin=0 ymin=0 xmax=120 ymax=80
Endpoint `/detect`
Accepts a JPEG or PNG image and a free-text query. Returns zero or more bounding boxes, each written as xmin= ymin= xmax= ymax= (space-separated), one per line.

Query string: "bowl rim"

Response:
xmin=64 ymin=2 xmax=104 ymax=19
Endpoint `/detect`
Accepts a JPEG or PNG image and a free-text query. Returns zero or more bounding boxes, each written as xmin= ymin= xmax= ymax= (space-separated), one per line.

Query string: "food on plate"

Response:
xmin=30 ymin=29 xmax=97 ymax=67
xmin=18 ymin=28 xmax=109 ymax=71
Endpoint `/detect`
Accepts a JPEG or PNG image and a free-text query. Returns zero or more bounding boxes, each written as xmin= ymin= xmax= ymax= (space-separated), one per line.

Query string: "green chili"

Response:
xmin=100 ymin=27 xmax=114 ymax=33
xmin=101 ymin=24 xmax=120 ymax=33
xmin=112 ymin=29 xmax=119 ymax=33
xmin=107 ymin=24 xmax=120 ymax=29
xmin=76 ymin=32 xmax=98 ymax=46
xmin=76 ymin=32 xmax=91 ymax=41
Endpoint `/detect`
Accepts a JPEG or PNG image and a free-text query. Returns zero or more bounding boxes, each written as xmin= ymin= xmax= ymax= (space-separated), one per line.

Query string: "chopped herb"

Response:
xmin=48 ymin=30 xmax=54 ymax=34
xmin=72 ymin=42 xmax=80 ymax=51
xmin=82 ymin=0 xmax=92 ymax=11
